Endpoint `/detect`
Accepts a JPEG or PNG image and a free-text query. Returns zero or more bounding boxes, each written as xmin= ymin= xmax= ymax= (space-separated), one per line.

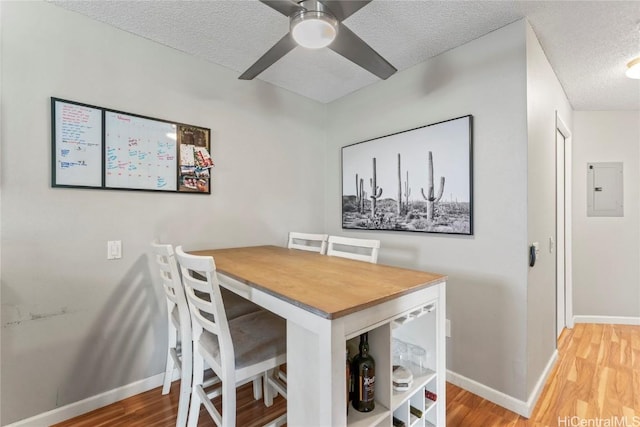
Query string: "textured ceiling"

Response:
xmin=52 ymin=0 xmax=640 ymax=110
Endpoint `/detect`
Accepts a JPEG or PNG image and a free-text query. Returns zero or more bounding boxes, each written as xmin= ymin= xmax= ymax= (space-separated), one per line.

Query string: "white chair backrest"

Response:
xmin=174 ymin=246 xmax=233 ymax=376
xmin=151 ymin=242 xmax=191 ymax=329
xmin=326 ymin=236 xmax=380 ymax=264
xmin=287 ymin=232 xmax=329 ymax=254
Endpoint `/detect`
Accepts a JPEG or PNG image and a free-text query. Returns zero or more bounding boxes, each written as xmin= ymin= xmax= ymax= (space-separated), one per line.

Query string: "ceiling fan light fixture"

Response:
xmin=290 ymin=11 xmax=338 ymax=49
xmin=626 ymin=56 xmax=640 ymax=79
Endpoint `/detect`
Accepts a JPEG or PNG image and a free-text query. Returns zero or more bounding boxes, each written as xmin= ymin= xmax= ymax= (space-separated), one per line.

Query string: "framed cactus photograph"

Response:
xmin=341 ymin=115 xmax=473 ymax=235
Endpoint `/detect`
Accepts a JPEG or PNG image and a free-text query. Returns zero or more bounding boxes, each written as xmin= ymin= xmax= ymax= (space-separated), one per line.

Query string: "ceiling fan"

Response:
xmin=239 ymin=0 xmax=397 ymax=80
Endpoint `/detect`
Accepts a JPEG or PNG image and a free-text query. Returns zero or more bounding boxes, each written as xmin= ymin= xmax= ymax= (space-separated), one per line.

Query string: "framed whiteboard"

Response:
xmin=51 ymin=98 xmax=212 ymax=194
xmin=52 ymin=99 xmax=103 ymax=188
xmin=105 ymin=112 xmax=178 ymax=191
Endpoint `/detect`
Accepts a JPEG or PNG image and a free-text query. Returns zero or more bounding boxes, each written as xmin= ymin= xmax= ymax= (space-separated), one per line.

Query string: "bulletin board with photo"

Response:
xmin=177 ymin=125 xmax=213 ymax=193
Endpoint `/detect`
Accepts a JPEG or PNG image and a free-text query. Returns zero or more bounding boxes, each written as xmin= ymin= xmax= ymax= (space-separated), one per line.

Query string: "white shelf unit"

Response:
xmin=347 ymin=282 xmax=445 ymax=427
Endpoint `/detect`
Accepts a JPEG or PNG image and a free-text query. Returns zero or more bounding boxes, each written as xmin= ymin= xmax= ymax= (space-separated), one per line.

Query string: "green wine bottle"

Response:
xmin=409 ymin=405 xmax=424 ymax=418
xmin=351 ymin=332 xmax=375 ymax=412
xmin=392 ymin=416 xmax=406 ymax=427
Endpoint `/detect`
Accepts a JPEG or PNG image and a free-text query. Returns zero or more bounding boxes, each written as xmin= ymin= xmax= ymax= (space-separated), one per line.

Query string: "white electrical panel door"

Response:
xmin=587 ymin=162 xmax=623 ymax=217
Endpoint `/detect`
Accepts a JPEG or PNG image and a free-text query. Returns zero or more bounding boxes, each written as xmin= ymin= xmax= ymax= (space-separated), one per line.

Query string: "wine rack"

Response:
xmin=346 ymin=282 xmax=445 ymax=427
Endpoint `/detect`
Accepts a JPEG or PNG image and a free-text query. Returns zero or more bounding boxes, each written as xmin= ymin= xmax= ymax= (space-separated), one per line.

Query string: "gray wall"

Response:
xmin=524 ymin=22 xmax=573 ymax=397
xmin=325 ymin=21 xmax=531 ymax=400
xmin=572 ymin=111 xmax=640 ymax=318
xmin=0 ymin=2 xmax=326 ymax=424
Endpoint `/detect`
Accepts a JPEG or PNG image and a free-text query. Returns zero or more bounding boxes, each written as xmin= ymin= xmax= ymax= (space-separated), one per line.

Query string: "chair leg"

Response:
xmin=253 ymin=376 xmax=263 ymax=400
xmin=176 ymin=339 xmax=192 ymax=427
xmin=186 ymin=348 xmax=204 ymax=427
xmin=221 ymin=377 xmax=237 ymax=427
xmin=264 ymin=368 xmax=287 ymax=408
xmin=162 ymin=349 xmax=174 ymax=395
xmin=163 ymin=325 xmax=177 ymax=395
xmin=263 ymin=370 xmax=275 ymax=407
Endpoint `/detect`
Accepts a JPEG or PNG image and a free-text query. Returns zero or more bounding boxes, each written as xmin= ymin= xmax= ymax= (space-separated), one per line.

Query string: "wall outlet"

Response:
xmin=446 ymin=319 xmax=451 ymax=337
xmin=107 ymin=240 xmax=122 ymax=260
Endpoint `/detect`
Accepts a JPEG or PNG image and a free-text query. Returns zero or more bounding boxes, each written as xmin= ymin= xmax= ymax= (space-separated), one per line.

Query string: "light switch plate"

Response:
xmin=107 ymin=240 xmax=122 ymax=260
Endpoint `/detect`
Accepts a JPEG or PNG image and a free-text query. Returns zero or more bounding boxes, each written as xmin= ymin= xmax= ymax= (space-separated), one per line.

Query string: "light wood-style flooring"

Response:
xmin=53 ymin=323 xmax=639 ymax=427
xmin=447 ymin=323 xmax=640 ymax=426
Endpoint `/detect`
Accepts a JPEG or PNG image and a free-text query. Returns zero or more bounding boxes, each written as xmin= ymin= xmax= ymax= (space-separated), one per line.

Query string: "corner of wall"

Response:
xmin=523 ymin=14 xmax=573 ymax=406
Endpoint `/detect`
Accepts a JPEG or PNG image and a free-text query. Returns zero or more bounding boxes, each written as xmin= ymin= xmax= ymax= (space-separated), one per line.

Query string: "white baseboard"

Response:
xmin=446 ymin=370 xmax=529 ymax=417
xmin=5 ymin=373 xmax=166 ymax=427
xmin=447 ymin=349 xmax=558 ymax=418
xmin=573 ymin=315 xmax=640 ymax=325
xmin=525 ymin=349 xmax=558 ymax=417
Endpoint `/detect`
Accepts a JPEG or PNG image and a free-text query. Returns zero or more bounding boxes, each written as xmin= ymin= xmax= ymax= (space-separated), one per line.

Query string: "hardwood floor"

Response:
xmin=447 ymin=323 xmax=640 ymax=426
xmin=54 ymin=323 xmax=639 ymax=427
xmin=52 ymin=381 xmax=287 ymax=427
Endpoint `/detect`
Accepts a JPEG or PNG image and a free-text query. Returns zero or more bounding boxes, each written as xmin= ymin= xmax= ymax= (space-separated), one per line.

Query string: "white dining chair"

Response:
xmin=174 ymin=246 xmax=287 ymax=427
xmin=151 ymin=242 xmax=193 ymax=427
xmin=287 ymin=232 xmax=329 ymax=254
xmin=151 ymin=242 xmax=264 ymax=427
xmin=326 ymin=235 xmax=381 ymax=263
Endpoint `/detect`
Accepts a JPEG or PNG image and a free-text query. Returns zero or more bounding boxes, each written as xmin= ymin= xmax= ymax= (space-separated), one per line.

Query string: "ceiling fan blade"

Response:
xmin=329 ymin=23 xmax=396 ymax=80
xmin=318 ymin=0 xmax=371 ymax=21
xmin=259 ymin=0 xmax=303 ymax=17
xmin=238 ymin=32 xmax=297 ymax=80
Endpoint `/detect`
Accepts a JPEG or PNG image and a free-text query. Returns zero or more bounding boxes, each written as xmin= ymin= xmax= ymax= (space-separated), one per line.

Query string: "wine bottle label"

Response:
xmin=359 ymin=374 xmax=375 ymax=402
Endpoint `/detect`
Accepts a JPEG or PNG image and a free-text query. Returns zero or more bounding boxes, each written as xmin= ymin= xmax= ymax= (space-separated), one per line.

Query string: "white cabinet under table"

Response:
xmin=191 ymin=246 xmax=446 ymax=427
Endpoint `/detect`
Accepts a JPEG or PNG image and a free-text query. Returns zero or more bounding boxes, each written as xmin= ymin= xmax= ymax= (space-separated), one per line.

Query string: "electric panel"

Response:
xmin=587 ymin=162 xmax=623 ymax=217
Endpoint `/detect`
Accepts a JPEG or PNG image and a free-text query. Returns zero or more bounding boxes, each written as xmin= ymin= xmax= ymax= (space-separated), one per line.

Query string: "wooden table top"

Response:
xmin=190 ymin=245 xmax=446 ymax=320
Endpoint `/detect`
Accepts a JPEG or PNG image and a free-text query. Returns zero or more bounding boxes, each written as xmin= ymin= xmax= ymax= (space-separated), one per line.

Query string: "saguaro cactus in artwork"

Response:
xmin=397 ymin=153 xmax=402 ymax=215
xmin=369 ymin=157 xmax=383 ymax=217
xmin=355 ymin=175 xmax=365 ymax=213
xmin=355 ymin=173 xmax=362 ymax=210
xmin=404 ymin=171 xmax=411 ymax=214
xmin=421 ymin=151 xmax=445 ymax=221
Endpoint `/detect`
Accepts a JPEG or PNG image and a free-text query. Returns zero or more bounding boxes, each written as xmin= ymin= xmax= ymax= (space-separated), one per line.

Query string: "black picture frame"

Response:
xmin=341 ymin=115 xmax=473 ymax=235
xmin=51 ymin=97 xmax=212 ymax=194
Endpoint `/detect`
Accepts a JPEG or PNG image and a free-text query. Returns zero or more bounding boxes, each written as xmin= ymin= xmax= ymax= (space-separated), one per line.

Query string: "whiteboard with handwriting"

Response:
xmin=105 ymin=112 xmax=178 ymax=191
xmin=51 ymin=97 xmax=210 ymax=194
xmin=53 ymin=100 xmax=103 ymax=187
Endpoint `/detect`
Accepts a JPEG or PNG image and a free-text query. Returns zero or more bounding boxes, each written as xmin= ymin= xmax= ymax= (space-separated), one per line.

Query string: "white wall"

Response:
xmin=524 ymin=21 xmax=573 ymax=398
xmin=0 ymin=2 xmax=326 ymax=424
xmin=325 ymin=21 xmax=531 ymax=400
xmin=572 ymin=111 xmax=640 ymax=320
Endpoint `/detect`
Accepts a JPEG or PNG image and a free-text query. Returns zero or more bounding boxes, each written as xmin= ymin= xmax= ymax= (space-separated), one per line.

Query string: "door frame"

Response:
xmin=556 ymin=112 xmax=574 ymax=335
